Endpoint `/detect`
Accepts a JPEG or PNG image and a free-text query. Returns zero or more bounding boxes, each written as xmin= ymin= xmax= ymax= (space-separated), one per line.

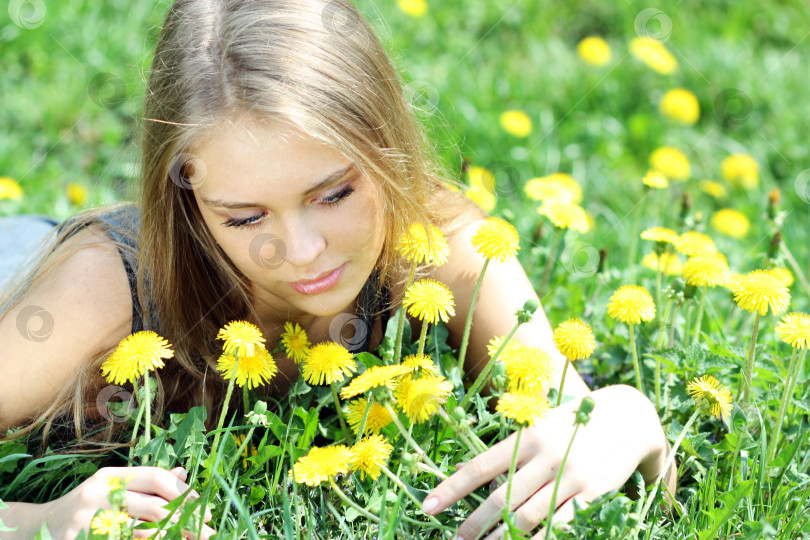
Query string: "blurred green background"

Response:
xmin=1 ymin=0 xmax=808 ymax=290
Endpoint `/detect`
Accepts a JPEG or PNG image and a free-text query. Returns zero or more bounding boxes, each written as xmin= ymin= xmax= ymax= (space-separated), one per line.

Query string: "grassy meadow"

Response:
xmin=1 ymin=0 xmax=810 ymax=538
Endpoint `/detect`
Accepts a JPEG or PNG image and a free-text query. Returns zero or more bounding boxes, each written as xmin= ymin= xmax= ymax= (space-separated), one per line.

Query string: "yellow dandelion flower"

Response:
xmin=101 ymin=331 xmax=174 ymax=385
xmin=700 ymin=179 xmax=727 ymax=199
xmin=465 ymin=183 xmax=496 ymax=212
xmin=537 ymin=202 xmax=590 ymax=233
xmin=607 ymin=285 xmax=656 ymax=325
xmin=687 ymin=375 xmax=733 ymax=420
xmin=217 ymin=346 xmax=278 ymax=389
xmin=293 ymin=445 xmax=353 ymax=487
xmin=500 ymin=110 xmax=532 ymax=138
xmin=630 ymin=37 xmax=678 ymax=75
xmin=468 ymin=166 xmax=495 ymax=193
xmin=396 ymin=223 xmax=450 ymax=266
xmin=394 ymin=375 xmax=454 ymax=423
xmin=641 ymin=252 xmax=683 ymax=276
xmin=346 ymin=398 xmax=394 ymax=435
xmin=340 ymin=364 xmax=412 ymax=400
xmin=90 ymin=510 xmax=130 ymax=536
xmin=281 ymin=321 xmax=310 ymax=364
xmin=233 ymin=433 xmax=258 ymax=470
xmin=642 ymin=170 xmax=669 ymax=189
xmin=402 ymin=279 xmax=456 ymax=324
xmin=775 ymin=312 xmax=810 ymax=350
xmin=0 ymin=177 xmax=23 ymax=200
xmin=640 ymin=226 xmax=679 ymax=245
xmin=659 ymin=88 xmax=700 ymax=125
xmin=496 ymin=392 xmax=551 ymax=426
xmin=504 ymin=345 xmax=554 ymax=394
xmin=66 ymin=183 xmax=88 ymax=206
xmin=349 ymin=434 xmax=393 ymax=480
xmin=402 ymin=354 xmax=440 ymax=374
xmin=486 ymin=335 xmax=524 ymax=360
xmin=710 ymin=209 xmax=750 ymax=239
xmin=397 ymin=0 xmax=427 ymax=17
xmin=732 ymin=270 xmax=791 ymax=316
xmin=721 ymin=154 xmax=759 ymax=189
xmin=470 ymin=217 xmax=520 ymax=262
xmin=675 ymin=231 xmax=717 ymax=256
xmin=767 ymin=267 xmax=794 ymax=288
xmin=301 ymin=342 xmax=356 ymax=386
xmin=650 ymin=147 xmax=690 ymax=181
xmin=682 ymin=252 xmax=730 ymax=288
xmin=577 ymin=36 xmax=612 ymax=66
xmin=553 ymin=319 xmax=595 ymax=361
xmin=217 ymin=321 xmax=266 ymax=358
xmin=524 ymin=173 xmax=583 ymax=204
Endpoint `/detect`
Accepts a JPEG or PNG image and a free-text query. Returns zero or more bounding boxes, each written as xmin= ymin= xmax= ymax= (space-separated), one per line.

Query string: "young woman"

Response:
xmin=0 ymin=0 xmax=675 ymax=538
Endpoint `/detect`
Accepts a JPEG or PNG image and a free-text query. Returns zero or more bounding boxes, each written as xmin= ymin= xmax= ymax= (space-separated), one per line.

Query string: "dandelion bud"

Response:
xmin=253 ymin=400 xmax=267 ymax=415
xmin=597 ymin=247 xmax=608 ymax=275
xmin=679 ymin=191 xmax=692 ymax=223
xmin=575 ymin=396 xmax=595 ymax=425
xmin=371 ymin=385 xmax=391 ymax=405
xmin=768 ymin=230 xmax=781 ymax=259
xmin=626 ymin=513 xmax=640 ymax=528
xmin=768 ymin=188 xmax=781 ymax=218
xmin=517 ymin=299 xmax=539 ymax=324
xmin=451 ymin=406 xmax=467 ymax=422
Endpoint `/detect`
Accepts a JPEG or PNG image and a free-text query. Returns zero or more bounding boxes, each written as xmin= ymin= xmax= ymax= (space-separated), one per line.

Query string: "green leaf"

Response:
xmin=697 ymin=479 xmax=754 ymax=540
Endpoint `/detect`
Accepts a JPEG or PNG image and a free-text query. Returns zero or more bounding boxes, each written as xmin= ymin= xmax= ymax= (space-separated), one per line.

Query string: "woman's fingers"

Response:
xmin=531 ymin=495 xmax=585 ymax=539
xmin=455 ymin=459 xmax=556 ymax=540
xmin=100 ymin=466 xmax=200 ymax=506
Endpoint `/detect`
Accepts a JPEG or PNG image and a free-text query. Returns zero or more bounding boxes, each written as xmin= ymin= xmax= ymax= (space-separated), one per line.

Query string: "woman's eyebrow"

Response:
xmin=200 ymin=164 xmax=356 ymax=209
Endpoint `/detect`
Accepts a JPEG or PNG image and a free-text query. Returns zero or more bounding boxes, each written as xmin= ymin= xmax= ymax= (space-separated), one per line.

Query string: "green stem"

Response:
xmin=656 ymin=298 xmax=674 ymax=350
xmin=355 ymin=395 xmax=373 ymax=443
xmin=437 ymin=409 xmax=486 ymax=454
xmin=654 ymin=299 xmax=674 ymax=411
xmin=383 ymin=402 xmax=442 ymax=473
xmin=628 ymin=206 xmax=642 ymax=283
xmin=329 ymin=478 xmax=382 ymax=523
xmin=739 ymin=312 xmax=761 ymax=407
xmin=692 ymin=286 xmax=707 ymax=345
xmin=460 ymin=320 xmax=523 ymax=410
xmin=668 ymin=303 xmax=681 ymax=346
xmin=780 ymin=243 xmax=810 ymax=301
xmin=539 ymin=228 xmax=564 ymax=295
xmin=128 ymin=380 xmax=144 ymax=464
xmin=243 ymin=385 xmax=250 ymax=416
xmin=393 ymin=262 xmax=417 ymax=364
xmin=416 ymin=320 xmax=430 ymax=357
xmin=458 ymin=259 xmax=490 ymax=375
xmin=629 ymin=324 xmax=644 ymax=394
xmin=381 ymin=466 xmax=448 ymax=528
xmin=545 ymin=423 xmax=582 ymax=539
xmin=504 ymin=426 xmax=523 ymax=523
xmin=782 ymin=349 xmax=807 ymax=434
xmin=767 ymin=348 xmax=798 ymax=463
xmin=143 ymin=374 xmax=152 ymax=446
xmin=556 ymin=359 xmax=571 ymax=407
xmin=211 ymin=357 xmax=239 ymax=455
xmin=331 ymin=384 xmax=351 ymax=442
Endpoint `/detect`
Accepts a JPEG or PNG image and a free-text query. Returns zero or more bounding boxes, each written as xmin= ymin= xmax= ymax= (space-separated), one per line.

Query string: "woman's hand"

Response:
xmin=422 ymin=385 xmax=669 ymax=539
xmin=43 ymin=466 xmax=216 ymax=539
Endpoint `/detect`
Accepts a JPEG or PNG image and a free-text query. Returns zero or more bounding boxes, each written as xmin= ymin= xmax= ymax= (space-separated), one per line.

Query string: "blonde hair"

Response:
xmin=0 ymin=0 xmax=482 ymax=452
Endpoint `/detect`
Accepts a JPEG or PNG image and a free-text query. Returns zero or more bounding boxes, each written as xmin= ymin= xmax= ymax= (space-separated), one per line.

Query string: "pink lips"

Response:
xmin=289 ymin=264 xmax=346 ymax=295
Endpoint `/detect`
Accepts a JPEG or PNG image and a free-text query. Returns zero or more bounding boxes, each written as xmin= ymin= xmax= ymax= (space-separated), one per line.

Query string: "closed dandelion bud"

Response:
xmin=575 ymin=396 xmax=595 ymax=425
xmin=253 ymin=400 xmax=267 ymax=415
xmin=683 ymin=283 xmax=698 ymax=300
xmin=517 ymin=299 xmax=539 ymax=323
xmin=768 ymin=230 xmax=781 ymax=259
xmin=451 ymin=406 xmax=467 ymax=422
xmin=597 ymin=247 xmax=608 ymax=274
xmin=627 ymin=513 xmax=640 ymax=528
xmin=768 ymin=188 xmax=780 ymax=218
xmin=371 ymin=385 xmax=391 ymax=405
xmin=679 ymin=191 xmax=692 ymax=222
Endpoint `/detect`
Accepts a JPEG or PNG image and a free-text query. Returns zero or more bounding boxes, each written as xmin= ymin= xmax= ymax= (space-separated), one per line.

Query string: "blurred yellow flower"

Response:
xmin=217 ymin=346 xmax=278 ymax=389
xmin=642 ymin=170 xmax=669 ymax=189
xmin=486 ymin=335 xmax=523 ymax=359
xmin=402 ymin=353 xmax=439 ymax=375
xmin=687 ymin=375 xmax=733 ymax=420
xmin=553 ymin=319 xmax=595 ymax=361
xmin=397 ymin=222 xmax=450 ymax=266
xmin=293 ymin=445 xmax=353 ymax=486
xmin=0 ymin=177 xmax=23 ymax=200
xmin=710 ymin=208 xmax=750 ymax=239
xmin=767 ymin=267 xmax=794 ymax=288
xmin=503 ymin=345 xmax=554 ymax=393
xmin=349 ymin=434 xmax=393 ymax=480
xmin=301 ymin=342 xmax=357 ymax=385
xmin=101 ymin=331 xmax=174 ymax=385
xmin=537 ymin=202 xmax=590 ymax=233
xmin=281 ymin=321 xmax=310 ymax=364
xmin=403 ymin=279 xmax=456 ymax=324
xmin=607 ymin=285 xmax=656 ymax=324
xmin=524 ymin=173 xmax=583 ymax=204
xmin=641 ymin=252 xmax=683 ymax=275
xmin=775 ymin=312 xmax=810 ymax=350
xmin=465 ymin=183 xmax=496 ymax=212
xmin=340 ymin=364 xmax=412 ymax=400
xmin=659 ymin=88 xmax=700 ymax=125
xmin=577 ymin=36 xmax=612 ymax=66
xmin=500 ymin=110 xmax=532 ymax=137
xmin=468 ymin=166 xmax=495 ymax=193
xmin=650 ymin=147 xmax=690 ymax=181
xmin=732 ymin=270 xmax=791 ymax=316
xmin=396 ymin=0 xmax=427 ymax=17
xmin=641 ymin=226 xmax=678 ymax=245
xmin=700 ymin=179 xmax=727 ymax=199
xmin=496 ymin=392 xmax=551 ymax=426
xmin=682 ymin=252 xmax=730 ymax=288
xmin=217 ymin=321 xmax=266 ymax=358
xmin=394 ymin=375 xmax=454 ymax=423
xmin=721 ymin=154 xmax=759 ymax=189
xmin=66 ymin=183 xmax=88 ymax=206
xmin=675 ymin=231 xmax=716 ymax=256
xmin=470 ymin=217 xmax=520 ymax=262
xmin=346 ymin=398 xmax=393 ymax=435
xmin=90 ymin=510 xmax=130 ymax=536
xmin=630 ymin=37 xmax=678 ymax=74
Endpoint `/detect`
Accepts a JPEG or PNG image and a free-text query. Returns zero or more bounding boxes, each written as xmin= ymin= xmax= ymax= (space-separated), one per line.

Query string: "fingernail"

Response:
xmin=455 ymin=536 xmax=465 ymax=540
xmin=190 ymin=490 xmax=200 ymax=499
xmin=204 ymin=508 xmax=212 ymax=521
xmin=422 ymin=496 xmax=439 ymax=514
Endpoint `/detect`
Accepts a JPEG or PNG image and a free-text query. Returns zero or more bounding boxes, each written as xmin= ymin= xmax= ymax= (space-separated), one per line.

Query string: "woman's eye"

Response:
xmin=319 ymin=185 xmax=355 ymax=207
xmin=222 ymin=213 xmax=265 ymax=229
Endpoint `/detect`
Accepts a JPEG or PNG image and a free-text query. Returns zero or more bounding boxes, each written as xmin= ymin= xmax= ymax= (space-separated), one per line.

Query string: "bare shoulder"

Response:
xmin=0 ymin=223 xmax=133 ymax=430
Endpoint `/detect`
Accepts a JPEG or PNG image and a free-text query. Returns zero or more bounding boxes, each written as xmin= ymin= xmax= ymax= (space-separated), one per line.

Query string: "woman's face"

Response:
xmin=190 ymin=116 xmax=386 ymax=321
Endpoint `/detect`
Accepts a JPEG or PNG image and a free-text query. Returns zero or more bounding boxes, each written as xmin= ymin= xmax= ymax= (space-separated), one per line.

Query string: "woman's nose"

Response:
xmin=277 ymin=218 xmax=326 ymax=269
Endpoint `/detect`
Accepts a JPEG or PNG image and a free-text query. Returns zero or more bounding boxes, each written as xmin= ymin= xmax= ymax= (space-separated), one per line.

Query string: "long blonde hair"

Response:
xmin=0 ymin=0 xmax=481 ymax=452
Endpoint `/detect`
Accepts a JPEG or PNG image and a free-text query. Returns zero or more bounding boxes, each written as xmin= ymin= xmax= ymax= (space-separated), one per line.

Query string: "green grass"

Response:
xmin=2 ymin=0 xmax=810 ymax=538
